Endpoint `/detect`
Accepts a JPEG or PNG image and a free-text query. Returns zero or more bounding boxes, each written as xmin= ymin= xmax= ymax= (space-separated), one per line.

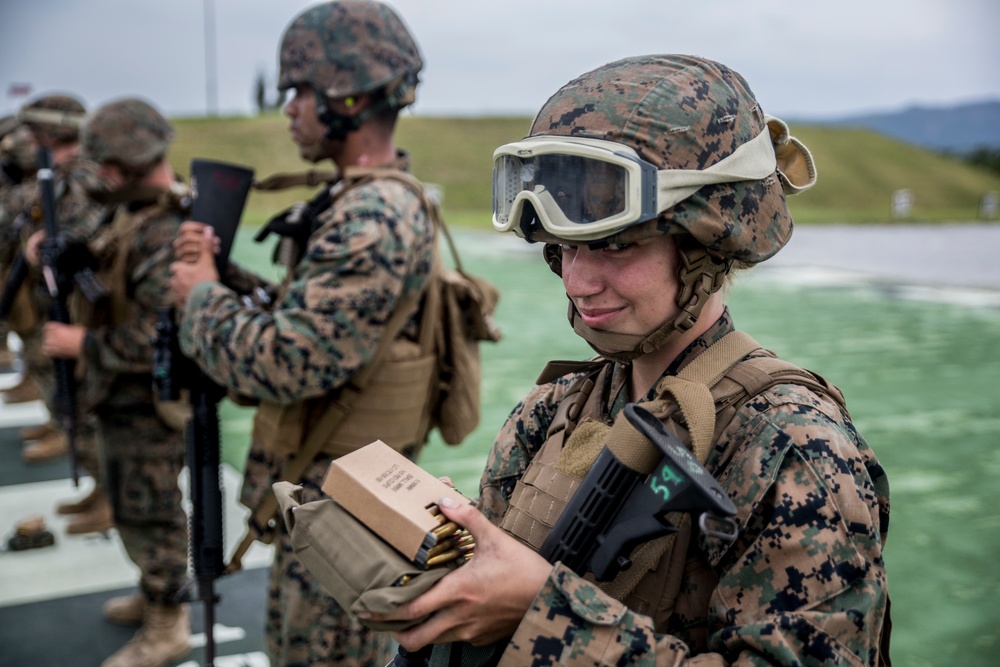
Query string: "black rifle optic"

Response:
xmin=540 ymin=403 xmax=739 ymax=582
xmin=153 ymin=159 xmax=254 ymax=667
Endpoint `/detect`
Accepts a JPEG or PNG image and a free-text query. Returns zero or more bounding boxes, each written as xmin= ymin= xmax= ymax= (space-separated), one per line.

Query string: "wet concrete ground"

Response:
xmin=763 ymin=222 xmax=1000 ymax=290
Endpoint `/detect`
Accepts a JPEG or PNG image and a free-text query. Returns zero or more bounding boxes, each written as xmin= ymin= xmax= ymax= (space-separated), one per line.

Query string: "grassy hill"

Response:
xmin=169 ymin=113 xmax=1000 ymax=228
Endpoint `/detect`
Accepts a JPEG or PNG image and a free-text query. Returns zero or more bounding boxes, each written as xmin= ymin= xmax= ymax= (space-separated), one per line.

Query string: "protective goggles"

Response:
xmin=492 ymin=127 xmax=777 ymax=241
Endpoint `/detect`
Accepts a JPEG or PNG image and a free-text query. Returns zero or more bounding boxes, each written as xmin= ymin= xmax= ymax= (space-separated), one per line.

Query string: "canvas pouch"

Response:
xmin=273 ymin=481 xmax=459 ymax=632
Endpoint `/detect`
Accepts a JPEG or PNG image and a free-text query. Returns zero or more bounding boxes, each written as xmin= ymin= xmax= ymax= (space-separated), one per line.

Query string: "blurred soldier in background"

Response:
xmin=0 ymin=114 xmax=33 ymax=371
xmin=0 ymin=95 xmax=108 ymax=526
xmin=170 ymin=1 xmax=437 ymax=665
xmin=41 ymin=98 xmax=192 ymax=667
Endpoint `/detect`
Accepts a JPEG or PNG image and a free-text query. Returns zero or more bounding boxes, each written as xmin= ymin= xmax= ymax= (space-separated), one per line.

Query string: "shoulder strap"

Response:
xmin=650 ymin=331 xmax=762 ymax=462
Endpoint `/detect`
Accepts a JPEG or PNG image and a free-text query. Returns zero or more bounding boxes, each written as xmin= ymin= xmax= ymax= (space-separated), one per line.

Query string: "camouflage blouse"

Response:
xmin=479 ymin=311 xmax=890 ymax=666
xmin=178 ymin=153 xmax=436 ymax=405
xmin=80 ymin=193 xmax=181 ymax=409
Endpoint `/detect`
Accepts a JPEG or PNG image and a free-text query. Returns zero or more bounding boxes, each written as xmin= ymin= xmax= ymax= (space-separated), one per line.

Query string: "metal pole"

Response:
xmin=204 ymin=0 xmax=218 ymax=116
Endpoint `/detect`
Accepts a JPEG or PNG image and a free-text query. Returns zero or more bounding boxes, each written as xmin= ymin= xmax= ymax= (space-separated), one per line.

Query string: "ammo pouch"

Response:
xmin=274 ymin=481 xmax=457 ymax=632
xmin=251 ymin=338 xmax=436 ymax=459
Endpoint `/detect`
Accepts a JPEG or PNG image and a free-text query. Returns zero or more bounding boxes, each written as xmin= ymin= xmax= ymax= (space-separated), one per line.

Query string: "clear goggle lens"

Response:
xmin=493 ymin=152 xmax=630 ymax=228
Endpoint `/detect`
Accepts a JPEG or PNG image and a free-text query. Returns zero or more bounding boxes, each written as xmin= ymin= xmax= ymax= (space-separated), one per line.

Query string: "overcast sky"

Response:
xmin=2 ymin=0 xmax=998 ymax=122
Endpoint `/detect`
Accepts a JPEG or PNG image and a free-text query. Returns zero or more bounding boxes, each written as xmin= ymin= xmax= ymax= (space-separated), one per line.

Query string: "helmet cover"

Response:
xmin=278 ymin=0 xmax=423 ymax=105
xmin=19 ymin=94 xmax=86 ymax=143
xmin=529 ymin=54 xmax=793 ymax=264
xmin=81 ymin=98 xmax=174 ymax=168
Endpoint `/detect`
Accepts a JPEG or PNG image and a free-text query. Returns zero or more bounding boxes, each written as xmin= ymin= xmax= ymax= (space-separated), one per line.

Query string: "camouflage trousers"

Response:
xmin=74 ymin=412 xmax=102 ymax=482
xmin=244 ymin=445 xmax=395 ymax=667
xmin=97 ymin=402 xmax=189 ymax=603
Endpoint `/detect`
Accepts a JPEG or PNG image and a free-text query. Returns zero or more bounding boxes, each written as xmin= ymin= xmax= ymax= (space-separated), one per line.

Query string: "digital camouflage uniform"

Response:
xmin=435 ymin=55 xmax=889 ymax=666
xmin=79 ymin=189 xmax=190 ymax=604
xmin=177 ymin=2 xmax=430 ymax=664
xmin=76 ymin=96 xmax=194 ymax=610
xmin=0 ymin=119 xmax=31 ymax=366
xmin=179 ymin=152 xmax=437 ymax=667
xmin=0 ymin=154 xmax=105 ymax=471
xmin=471 ymin=309 xmax=889 ymax=666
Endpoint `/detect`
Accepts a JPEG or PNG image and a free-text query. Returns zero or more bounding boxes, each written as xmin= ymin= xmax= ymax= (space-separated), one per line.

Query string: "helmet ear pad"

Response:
xmin=543 ymin=243 xmax=562 ymax=276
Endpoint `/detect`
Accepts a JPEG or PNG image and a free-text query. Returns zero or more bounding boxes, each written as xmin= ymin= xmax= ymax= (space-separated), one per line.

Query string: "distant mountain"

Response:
xmin=803 ymin=100 xmax=1000 ymax=154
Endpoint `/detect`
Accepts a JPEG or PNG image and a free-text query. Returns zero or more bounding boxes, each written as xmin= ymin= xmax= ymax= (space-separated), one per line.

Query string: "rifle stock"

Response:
xmin=539 ymin=403 xmax=738 ymax=581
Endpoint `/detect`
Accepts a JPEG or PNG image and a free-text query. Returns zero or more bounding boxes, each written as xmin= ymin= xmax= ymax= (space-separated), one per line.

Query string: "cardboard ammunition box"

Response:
xmin=321 ymin=440 xmax=473 ymax=568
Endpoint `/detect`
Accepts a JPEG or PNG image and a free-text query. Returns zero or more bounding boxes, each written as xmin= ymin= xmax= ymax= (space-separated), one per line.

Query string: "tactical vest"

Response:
xmin=499 ymin=331 xmax=853 ymax=634
xmin=251 ymin=168 xmax=441 ymax=460
xmin=70 ymin=184 xmax=189 ymax=419
xmin=72 ymin=184 xmax=188 ymax=330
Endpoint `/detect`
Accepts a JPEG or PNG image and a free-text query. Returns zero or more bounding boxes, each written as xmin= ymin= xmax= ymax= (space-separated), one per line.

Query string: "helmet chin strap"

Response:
xmin=567 ymin=245 xmax=731 ymax=363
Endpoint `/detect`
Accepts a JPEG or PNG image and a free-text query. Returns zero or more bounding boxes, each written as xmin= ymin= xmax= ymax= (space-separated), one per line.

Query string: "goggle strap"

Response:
xmin=654 ymin=126 xmax=777 ymax=214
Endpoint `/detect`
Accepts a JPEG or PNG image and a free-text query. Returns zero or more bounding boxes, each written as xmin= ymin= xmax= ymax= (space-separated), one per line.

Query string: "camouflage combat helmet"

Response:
xmin=278 ymin=0 xmax=423 ymax=139
xmin=81 ymin=98 xmax=174 ymax=171
xmin=515 ymin=55 xmax=816 ymax=361
xmin=18 ymin=94 xmax=86 ymax=144
xmin=528 ymin=54 xmax=815 ymax=263
xmin=0 ymin=124 xmax=38 ymax=174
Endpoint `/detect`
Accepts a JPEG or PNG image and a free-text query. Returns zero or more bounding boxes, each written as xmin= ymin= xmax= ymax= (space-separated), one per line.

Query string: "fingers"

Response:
xmin=436 ymin=496 xmax=491 ymax=541
xmin=25 ymin=230 xmax=46 ymax=266
xmin=173 ymin=221 xmax=219 ymax=263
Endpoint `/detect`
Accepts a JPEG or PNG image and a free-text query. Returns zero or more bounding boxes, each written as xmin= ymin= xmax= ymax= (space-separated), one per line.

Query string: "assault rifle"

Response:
xmin=36 ymin=147 xmax=80 ymax=484
xmin=153 ymin=159 xmax=254 ymax=667
xmin=539 ymin=403 xmax=739 ymax=581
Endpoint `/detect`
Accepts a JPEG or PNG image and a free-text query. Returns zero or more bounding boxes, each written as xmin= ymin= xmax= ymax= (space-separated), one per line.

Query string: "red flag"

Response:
xmin=7 ymin=84 xmax=32 ymax=97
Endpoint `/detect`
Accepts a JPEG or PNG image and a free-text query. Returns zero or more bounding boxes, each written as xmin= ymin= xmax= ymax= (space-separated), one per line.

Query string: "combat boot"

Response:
xmin=20 ymin=421 xmax=56 ymax=442
xmin=103 ymin=591 xmax=147 ymax=627
xmin=57 ymin=486 xmax=106 ymax=515
xmin=22 ymin=431 xmax=68 ymax=462
xmin=100 ymin=603 xmax=191 ymax=667
xmin=65 ymin=493 xmax=113 ymax=535
xmin=2 ymin=374 xmax=41 ymax=404
xmin=0 ymin=346 xmax=16 ymax=370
